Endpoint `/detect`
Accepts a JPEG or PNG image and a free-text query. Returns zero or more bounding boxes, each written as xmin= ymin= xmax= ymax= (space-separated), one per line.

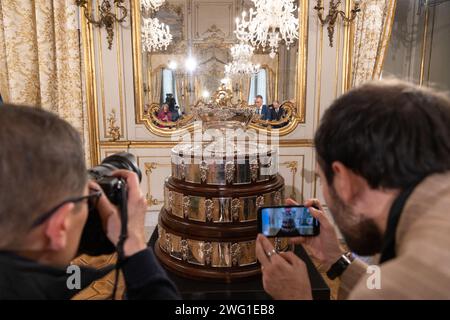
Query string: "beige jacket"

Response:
xmin=339 ymin=171 xmax=450 ymax=299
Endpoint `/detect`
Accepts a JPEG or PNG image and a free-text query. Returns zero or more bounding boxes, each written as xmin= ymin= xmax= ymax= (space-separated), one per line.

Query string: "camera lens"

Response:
xmin=88 ymin=152 xmax=142 ymax=182
xmin=79 ymin=152 xmax=142 ymax=256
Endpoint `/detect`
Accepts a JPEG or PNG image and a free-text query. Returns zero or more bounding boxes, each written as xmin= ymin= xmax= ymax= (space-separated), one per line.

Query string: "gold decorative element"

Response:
xmin=183 ymin=196 xmax=190 ymax=218
xmin=145 ymin=162 xmax=163 ymax=206
xmin=168 ymin=191 xmax=174 ymax=212
xmin=203 ymin=242 xmax=212 ymax=266
xmin=225 ymin=161 xmax=235 ymax=184
xmin=165 ymin=190 xmax=282 ymax=222
xmin=146 ymin=103 xmax=195 ymax=129
xmin=165 ymin=233 xmax=171 ymax=252
xmin=372 ymin=0 xmax=397 ymax=82
xmin=145 ymin=162 xmax=157 ymax=174
xmin=256 ymin=196 xmax=265 ymax=210
xmin=212 ymin=84 xmax=234 ymax=106
xmin=250 ymin=159 xmax=259 ymax=182
xmin=314 ymin=0 xmax=361 ymax=47
xmin=180 ymin=239 xmax=189 ymax=261
xmin=158 ymin=226 xmax=289 ymax=268
xmin=231 ymin=243 xmax=241 ymax=267
xmin=147 ymin=195 xmax=161 ymax=206
xmin=76 ymin=0 xmax=128 ymax=50
xmin=283 ymin=161 xmax=298 ymax=199
xmin=99 ymin=139 xmax=314 ymax=148
xmin=205 ymin=199 xmax=214 ymax=222
xmin=231 ymin=198 xmax=241 ymax=221
xmin=274 ymin=191 xmax=282 ymax=205
xmin=200 ymin=160 xmax=208 ymax=183
xmin=419 ymin=5 xmax=429 ymax=86
xmin=107 ymin=109 xmax=121 ymax=141
xmin=80 ymin=7 xmax=100 ymax=166
xmin=250 ymin=102 xmax=295 ymax=129
xmin=341 ymin=0 xmax=354 ymax=93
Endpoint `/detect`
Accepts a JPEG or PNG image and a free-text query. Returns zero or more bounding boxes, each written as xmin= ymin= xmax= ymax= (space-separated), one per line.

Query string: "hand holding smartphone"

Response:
xmin=257 ymin=205 xmax=320 ymax=237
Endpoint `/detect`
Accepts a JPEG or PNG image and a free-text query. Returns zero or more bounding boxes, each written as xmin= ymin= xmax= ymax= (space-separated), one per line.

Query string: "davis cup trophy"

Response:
xmin=155 ymin=86 xmax=288 ymax=282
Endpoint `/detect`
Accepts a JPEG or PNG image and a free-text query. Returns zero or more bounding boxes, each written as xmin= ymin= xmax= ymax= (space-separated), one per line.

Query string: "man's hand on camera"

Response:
xmin=287 ymin=198 xmax=344 ymax=271
xmin=89 ymin=170 xmax=147 ymax=258
xmin=255 ymin=234 xmax=312 ymax=300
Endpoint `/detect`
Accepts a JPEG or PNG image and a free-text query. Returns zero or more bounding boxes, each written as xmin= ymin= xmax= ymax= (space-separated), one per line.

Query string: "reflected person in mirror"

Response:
xmin=269 ymin=100 xmax=285 ymax=121
xmin=254 ymin=95 xmax=269 ymax=120
xmin=158 ymin=104 xmax=173 ymax=125
xmin=165 ymin=93 xmax=180 ymax=121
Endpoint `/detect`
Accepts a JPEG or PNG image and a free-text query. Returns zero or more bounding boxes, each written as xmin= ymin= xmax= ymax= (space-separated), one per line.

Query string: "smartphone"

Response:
xmin=257 ymin=205 xmax=320 ymax=237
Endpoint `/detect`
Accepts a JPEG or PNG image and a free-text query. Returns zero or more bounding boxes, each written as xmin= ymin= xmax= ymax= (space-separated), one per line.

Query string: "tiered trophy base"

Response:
xmin=155 ymin=175 xmax=288 ymax=283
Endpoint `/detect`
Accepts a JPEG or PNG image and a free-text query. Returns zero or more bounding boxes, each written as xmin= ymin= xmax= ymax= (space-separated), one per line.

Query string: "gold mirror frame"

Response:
xmin=132 ymin=0 xmax=308 ymax=137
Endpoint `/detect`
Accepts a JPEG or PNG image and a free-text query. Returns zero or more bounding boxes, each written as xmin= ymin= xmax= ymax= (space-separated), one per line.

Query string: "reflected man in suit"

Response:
xmin=269 ymin=100 xmax=284 ymax=121
xmin=254 ymin=95 xmax=269 ymax=120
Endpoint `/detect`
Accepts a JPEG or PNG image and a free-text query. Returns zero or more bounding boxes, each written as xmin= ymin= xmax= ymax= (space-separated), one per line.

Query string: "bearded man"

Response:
xmin=255 ymin=80 xmax=450 ymax=299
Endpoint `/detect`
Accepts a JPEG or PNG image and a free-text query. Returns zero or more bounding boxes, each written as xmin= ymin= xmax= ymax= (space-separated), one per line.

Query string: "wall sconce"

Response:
xmin=76 ymin=0 xmax=128 ymax=50
xmin=314 ymin=0 xmax=361 ymax=47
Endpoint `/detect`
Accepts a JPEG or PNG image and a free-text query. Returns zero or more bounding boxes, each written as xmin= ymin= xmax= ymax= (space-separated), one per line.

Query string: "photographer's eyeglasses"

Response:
xmin=31 ymin=190 xmax=102 ymax=228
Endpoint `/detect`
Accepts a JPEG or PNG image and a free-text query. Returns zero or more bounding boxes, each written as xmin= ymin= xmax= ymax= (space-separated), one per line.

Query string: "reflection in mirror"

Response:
xmin=138 ymin=0 xmax=305 ymax=133
xmin=382 ymin=0 xmax=450 ymax=91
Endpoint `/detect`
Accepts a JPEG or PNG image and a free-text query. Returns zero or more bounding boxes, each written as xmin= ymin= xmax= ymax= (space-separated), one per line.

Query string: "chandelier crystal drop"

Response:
xmin=236 ymin=0 xmax=299 ymax=59
xmin=224 ymin=60 xmax=261 ymax=78
xmin=141 ymin=17 xmax=173 ymax=52
xmin=225 ymin=15 xmax=260 ymax=78
xmin=230 ymin=43 xmax=254 ymax=62
xmin=225 ymin=42 xmax=260 ymax=78
xmin=141 ymin=0 xmax=165 ymax=12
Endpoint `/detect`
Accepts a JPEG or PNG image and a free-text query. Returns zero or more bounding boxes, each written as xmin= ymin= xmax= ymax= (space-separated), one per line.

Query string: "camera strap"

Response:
xmin=117 ymin=182 xmax=129 ymax=261
xmin=379 ymin=180 xmax=421 ymax=263
xmin=111 ymin=182 xmax=129 ymax=300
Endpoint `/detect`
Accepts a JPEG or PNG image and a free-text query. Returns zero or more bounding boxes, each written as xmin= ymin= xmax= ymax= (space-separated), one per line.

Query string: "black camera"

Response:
xmin=78 ymin=152 xmax=142 ymax=256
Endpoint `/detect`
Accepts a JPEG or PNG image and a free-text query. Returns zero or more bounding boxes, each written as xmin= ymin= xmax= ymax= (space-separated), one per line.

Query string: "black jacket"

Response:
xmin=269 ymin=106 xmax=284 ymax=121
xmin=0 ymin=248 xmax=180 ymax=300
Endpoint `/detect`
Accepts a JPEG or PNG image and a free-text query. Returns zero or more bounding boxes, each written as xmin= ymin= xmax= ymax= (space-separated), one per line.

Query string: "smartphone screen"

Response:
xmin=258 ymin=205 xmax=320 ymax=237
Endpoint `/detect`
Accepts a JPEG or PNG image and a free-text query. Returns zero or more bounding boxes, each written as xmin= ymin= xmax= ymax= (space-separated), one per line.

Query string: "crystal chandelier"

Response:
xmin=141 ymin=17 xmax=172 ymax=52
xmin=230 ymin=42 xmax=254 ymax=62
xmin=141 ymin=0 xmax=165 ymax=12
xmin=224 ymin=42 xmax=260 ymax=77
xmin=140 ymin=0 xmax=172 ymax=52
xmin=225 ymin=15 xmax=260 ymax=78
xmin=224 ymin=60 xmax=260 ymax=78
xmin=236 ymin=0 xmax=299 ymax=58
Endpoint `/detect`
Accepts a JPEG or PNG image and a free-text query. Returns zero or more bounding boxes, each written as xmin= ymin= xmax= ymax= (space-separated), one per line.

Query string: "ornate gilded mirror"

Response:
xmin=132 ymin=0 xmax=308 ymax=136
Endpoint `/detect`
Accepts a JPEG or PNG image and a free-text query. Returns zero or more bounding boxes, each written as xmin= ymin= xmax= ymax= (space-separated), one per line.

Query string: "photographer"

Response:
xmin=256 ymin=80 xmax=450 ymax=299
xmin=0 ymin=104 xmax=179 ymax=299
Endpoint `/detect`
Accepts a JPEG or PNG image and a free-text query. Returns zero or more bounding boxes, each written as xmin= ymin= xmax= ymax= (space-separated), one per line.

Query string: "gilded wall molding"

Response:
xmin=145 ymin=162 xmax=165 ymax=206
xmin=80 ymin=1 xmax=101 ymax=166
xmin=107 ymin=109 xmax=121 ymax=141
xmin=99 ymin=139 xmax=315 ymax=149
xmin=373 ymin=0 xmax=397 ymax=81
xmin=280 ymin=154 xmax=305 ymax=203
